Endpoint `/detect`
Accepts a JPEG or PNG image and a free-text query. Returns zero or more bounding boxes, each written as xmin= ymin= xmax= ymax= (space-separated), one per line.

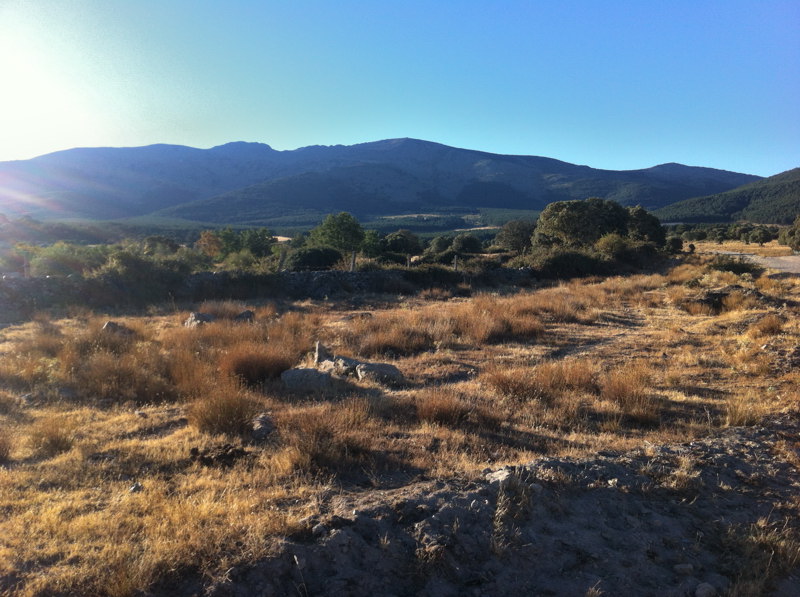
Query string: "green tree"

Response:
xmin=308 ymin=212 xmax=365 ymax=253
xmin=384 ymin=229 xmax=422 ymax=255
xmin=426 ymin=235 xmax=453 ymax=254
xmin=451 ymin=233 xmax=483 ymax=254
xmin=217 ymin=227 xmax=242 ymax=256
xmin=532 ymin=198 xmax=628 ymax=248
xmin=360 ymin=230 xmax=383 ymax=258
xmin=495 ymin=219 xmax=536 ymax=253
xmin=748 ymin=228 xmax=771 ymax=246
xmin=241 ymin=228 xmax=275 ymax=258
xmin=778 ymin=215 xmax=800 ymax=250
xmin=626 ymin=206 xmax=666 ymax=247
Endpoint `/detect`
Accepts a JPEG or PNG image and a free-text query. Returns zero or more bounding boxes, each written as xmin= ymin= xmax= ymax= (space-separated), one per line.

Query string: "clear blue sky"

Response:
xmin=0 ymin=0 xmax=797 ymax=176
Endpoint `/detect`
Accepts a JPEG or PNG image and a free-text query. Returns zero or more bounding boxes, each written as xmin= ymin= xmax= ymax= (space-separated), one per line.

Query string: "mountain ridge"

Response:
xmin=654 ymin=167 xmax=800 ymax=224
xmin=0 ymin=138 xmax=764 ymax=224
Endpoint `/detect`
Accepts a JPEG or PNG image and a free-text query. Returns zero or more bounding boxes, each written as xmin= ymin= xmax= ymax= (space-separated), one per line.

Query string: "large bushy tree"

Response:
xmin=778 ymin=215 xmax=800 ymax=250
xmin=308 ymin=212 xmax=365 ymax=253
xmin=384 ymin=229 xmax=422 ymax=255
xmin=532 ymin=198 xmax=665 ymax=249
xmin=495 ymin=219 xmax=536 ymax=253
xmin=532 ymin=198 xmax=629 ymax=248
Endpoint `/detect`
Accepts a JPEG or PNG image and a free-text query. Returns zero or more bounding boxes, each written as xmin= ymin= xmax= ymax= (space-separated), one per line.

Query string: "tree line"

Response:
xmin=0 ymin=198 xmax=694 ymax=279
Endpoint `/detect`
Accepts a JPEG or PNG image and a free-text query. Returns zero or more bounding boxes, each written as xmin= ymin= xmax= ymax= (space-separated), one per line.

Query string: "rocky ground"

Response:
xmin=156 ymin=412 xmax=800 ymax=597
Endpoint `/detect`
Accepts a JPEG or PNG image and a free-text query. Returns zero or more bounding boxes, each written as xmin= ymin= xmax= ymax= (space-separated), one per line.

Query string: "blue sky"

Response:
xmin=0 ymin=0 xmax=797 ymax=176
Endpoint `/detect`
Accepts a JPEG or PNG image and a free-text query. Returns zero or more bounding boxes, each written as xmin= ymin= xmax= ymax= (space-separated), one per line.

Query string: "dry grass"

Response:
xmin=187 ymin=382 xmax=261 ymax=436
xmin=0 ymin=427 xmax=11 ymax=463
xmin=600 ymin=363 xmax=658 ymax=424
xmin=0 ymin=254 xmax=798 ymax=595
xmin=218 ymin=341 xmax=298 ymax=385
xmin=28 ymin=415 xmax=75 ymax=457
xmin=724 ymin=391 xmax=766 ymax=427
xmin=482 ymin=358 xmax=598 ymax=404
xmin=724 ymin=517 xmax=800 ymax=595
xmin=747 ymin=314 xmax=784 ymax=337
xmin=693 ymin=239 xmax=793 ymax=257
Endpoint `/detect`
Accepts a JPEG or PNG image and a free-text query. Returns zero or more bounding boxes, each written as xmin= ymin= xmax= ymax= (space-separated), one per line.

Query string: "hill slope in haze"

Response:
xmin=0 ymin=138 xmax=761 ymax=223
xmin=654 ymin=167 xmax=800 ymax=224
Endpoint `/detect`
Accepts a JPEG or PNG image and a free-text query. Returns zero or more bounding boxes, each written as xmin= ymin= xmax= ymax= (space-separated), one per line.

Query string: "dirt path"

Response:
xmin=754 ymin=254 xmax=800 ymax=274
xmin=704 ymin=249 xmax=800 ymax=275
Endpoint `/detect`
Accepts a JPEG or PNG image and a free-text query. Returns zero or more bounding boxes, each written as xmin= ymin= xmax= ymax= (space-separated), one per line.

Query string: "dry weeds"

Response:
xmin=1 ymin=250 xmax=798 ymax=595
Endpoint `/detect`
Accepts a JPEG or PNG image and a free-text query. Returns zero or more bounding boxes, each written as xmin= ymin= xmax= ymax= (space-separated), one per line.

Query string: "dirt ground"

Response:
xmin=161 ymin=413 xmax=800 ymax=597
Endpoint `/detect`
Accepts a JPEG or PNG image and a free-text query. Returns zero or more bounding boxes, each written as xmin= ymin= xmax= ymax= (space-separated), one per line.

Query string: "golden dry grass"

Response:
xmin=693 ymin=239 xmax=793 ymax=257
xmin=0 ymin=257 xmax=798 ymax=595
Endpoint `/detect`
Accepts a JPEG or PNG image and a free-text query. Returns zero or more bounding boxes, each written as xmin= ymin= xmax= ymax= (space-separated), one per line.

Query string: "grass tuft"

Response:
xmin=219 ymin=341 xmax=297 ymax=386
xmin=187 ymin=383 xmax=260 ymax=436
xmin=28 ymin=416 xmax=75 ymax=457
xmin=0 ymin=428 xmax=11 ymax=463
xmin=600 ymin=364 xmax=657 ymax=424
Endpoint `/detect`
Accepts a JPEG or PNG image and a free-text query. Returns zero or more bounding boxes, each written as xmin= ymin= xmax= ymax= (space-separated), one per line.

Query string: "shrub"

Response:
xmin=28 ymin=417 xmax=74 ymax=457
xmin=219 ymin=342 xmax=297 ymax=386
xmin=415 ymin=387 xmax=472 ymax=426
xmin=187 ymin=384 xmax=260 ymax=436
xmin=528 ymin=248 xmax=610 ymax=279
xmin=276 ymin=400 xmax=373 ymax=473
xmin=665 ymin=236 xmax=684 ymax=254
xmin=747 ymin=314 xmax=784 ymax=337
xmin=62 ymin=345 xmax=178 ymax=404
xmin=284 ymin=247 xmax=343 ymax=271
xmin=594 ymin=233 xmax=629 ymax=260
xmin=0 ymin=428 xmax=11 ymax=463
xmin=708 ymin=255 xmax=763 ymax=276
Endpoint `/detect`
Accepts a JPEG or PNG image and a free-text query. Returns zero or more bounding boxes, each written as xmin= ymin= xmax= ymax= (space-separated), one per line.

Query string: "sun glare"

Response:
xmin=0 ymin=33 xmax=105 ymax=161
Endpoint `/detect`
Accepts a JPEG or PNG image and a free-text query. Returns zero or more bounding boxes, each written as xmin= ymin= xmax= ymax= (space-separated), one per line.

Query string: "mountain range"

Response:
xmin=0 ymin=138 xmax=766 ymax=226
xmin=654 ymin=167 xmax=800 ymax=224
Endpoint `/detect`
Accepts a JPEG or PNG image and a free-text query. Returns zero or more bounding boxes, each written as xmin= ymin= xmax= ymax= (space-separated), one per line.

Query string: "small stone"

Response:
xmin=251 ymin=413 xmax=275 ymax=441
xmin=695 ymin=583 xmax=716 ymax=597
xmin=314 ymin=341 xmax=333 ymax=365
xmin=129 ymin=482 xmax=143 ymax=493
xmin=485 ymin=467 xmax=514 ymax=485
xmin=355 ymin=362 xmax=405 ymax=387
xmin=674 ymin=563 xmax=694 ymax=575
xmin=334 ymin=356 xmax=362 ymax=376
xmin=184 ymin=312 xmax=215 ymax=327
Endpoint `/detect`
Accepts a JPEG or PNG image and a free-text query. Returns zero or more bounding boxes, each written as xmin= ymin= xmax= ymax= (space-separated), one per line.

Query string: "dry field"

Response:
xmin=0 ymin=250 xmax=799 ymax=595
xmin=691 ymin=240 xmax=795 ymax=258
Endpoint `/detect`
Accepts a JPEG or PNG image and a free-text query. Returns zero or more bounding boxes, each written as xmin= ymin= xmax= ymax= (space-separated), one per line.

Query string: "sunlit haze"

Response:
xmin=0 ymin=0 xmax=797 ymax=176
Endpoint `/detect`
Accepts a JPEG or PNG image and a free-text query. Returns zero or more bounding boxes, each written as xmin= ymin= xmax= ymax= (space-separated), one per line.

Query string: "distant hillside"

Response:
xmin=654 ymin=168 xmax=800 ymax=224
xmin=0 ymin=138 xmax=761 ymax=224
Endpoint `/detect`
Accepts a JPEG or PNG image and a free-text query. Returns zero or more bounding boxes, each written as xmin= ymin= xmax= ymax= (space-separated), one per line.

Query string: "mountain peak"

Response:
xmin=209 ymin=141 xmax=274 ymax=153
